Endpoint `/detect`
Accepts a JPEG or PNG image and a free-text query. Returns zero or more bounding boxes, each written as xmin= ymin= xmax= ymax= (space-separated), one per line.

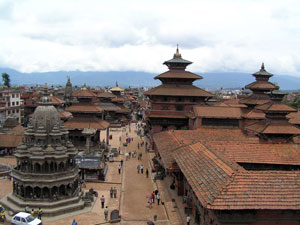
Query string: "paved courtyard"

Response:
xmin=0 ymin=123 xmax=185 ymax=225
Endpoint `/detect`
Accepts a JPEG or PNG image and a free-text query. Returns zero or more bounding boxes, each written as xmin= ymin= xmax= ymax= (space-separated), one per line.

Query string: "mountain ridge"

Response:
xmin=1 ymin=68 xmax=300 ymax=91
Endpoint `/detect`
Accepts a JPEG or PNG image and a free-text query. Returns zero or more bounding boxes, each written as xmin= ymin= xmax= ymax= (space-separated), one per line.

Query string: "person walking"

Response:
xmin=72 ymin=219 xmax=78 ymax=225
xmin=151 ymin=192 xmax=155 ymax=203
xmin=104 ymin=206 xmax=109 ymax=222
xmin=140 ymin=165 xmax=144 ymax=174
xmin=137 ymin=165 xmax=140 ymax=174
xmin=110 ymin=187 xmax=113 ymax=198
xmin=31 ymin=209 xmax=34 ymax=217
xmin=146 ymin=168 xmax=149 ymax=178
xmin=118 ymin=165 xmax=121 ymax=174
xmin=120 ymin=159 xmax=123 ymax=167
xmin=154 ymin=189 xmax=159 ymax=199
xmin=37 ymin=207 xmax=42 ymax=220
xmin=100 ymin=195 xmax=105 ymax=208
xmin=140 ymin=153 xmax=143 ymax=160
xmin=157 ymin=194 xmax=160 ymax=205
xmin=186 ymin=215 xmax=191 ymax=225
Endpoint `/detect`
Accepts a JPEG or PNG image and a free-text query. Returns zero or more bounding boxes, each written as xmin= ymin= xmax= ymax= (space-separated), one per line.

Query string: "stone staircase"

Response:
xmin=0 ymin=193 xmax=86 ymax=217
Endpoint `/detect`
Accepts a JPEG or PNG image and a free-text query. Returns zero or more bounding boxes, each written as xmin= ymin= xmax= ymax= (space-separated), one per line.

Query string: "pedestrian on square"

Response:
xmin=37 ymin=207 xmax=42 ymax=220
xmin=151 ymin=192 xmax=155 ymax=203
xmin=131 ymin=151 xmax=134 ymax=158
xmin=140 ymin=165 xmax=144 ymax=174
xmin=148 ymin=198 xmax=152 ymax=209
xmin=186 ymin=215 xmax=191 ymax=225
xmin=157 ymin=194 xmax=161 ymax=205
xmin=140 ymin=153 xmax=143 ymax=160
xmin=128 ymin=152 xmax=131 ymax=158
xmin=118 ymin=165 xmax=121 ymax=174
xmin=125 ymin=152 xmax=129 ymax=160
xmin=138 ymin=143 xmax=140 ymax=149
xmin=110 ymin=187 xmax=113 ymax=198
xmin=31 ymin=209 xmax=34 ymax=217
xmin=25 ymin=206 xmax=29 ymax=213
xmin=72 ymin=219 xmax=78 ymax=225
xmin=100 ymin=195 xmax=105 ymax=208
xmin=119 ymin=136 xmax=121 ymax=142
xmin=104 ymin=206 xmax=109 ymax=222
xmin=120 ymin=159 xmax=123 ymax=167
xmin=146 ymin=168 xmax=149 ymax=178
xmin=137 ymin=165 xmax=140 ymax=174
xmin=154 ymin=189 xmax=159 ymax=198
xmin=113 ymin=187 xmax=117 ymax=198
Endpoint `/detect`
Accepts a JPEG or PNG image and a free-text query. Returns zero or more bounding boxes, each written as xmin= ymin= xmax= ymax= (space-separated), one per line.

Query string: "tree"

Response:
xmin=2 ymin=73 xmax=10 ymax=88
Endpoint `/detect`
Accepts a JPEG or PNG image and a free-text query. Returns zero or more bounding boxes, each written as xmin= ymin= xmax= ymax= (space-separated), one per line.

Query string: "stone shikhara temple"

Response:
xmin=1 ymin=84 xmax=87 ymax=216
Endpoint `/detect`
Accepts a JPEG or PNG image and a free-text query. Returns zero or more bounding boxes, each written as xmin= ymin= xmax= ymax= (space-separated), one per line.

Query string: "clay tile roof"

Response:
xmin=245 ymin=121 xmax=300 ymax=135
xmin=97 ymin=92 xmax=116 ymax=98
xmin=65 ymin=104 xmax=103 ymax=113
xmin=256 ymin=102 xmax=297 ymax=113
xmin=288 ymin=111 xmax=300 ymax=125
xmin=72 ymin=89 xmax=97 ymax=98
xmin=245 ymin=81 xmax=277 ymax=90
xmin=64 ymin=117 xmax=109 ymax=130
xmin=112 ymin=97 xmax=126 ymax=103
xmin=239 ymin=94 xmax=271 ymax=105
xmin=7 ymin=124 xmax=24 ymax=135
xmin=207 ymin=142 xmax=300 ymax=165
xmin=144 ymin=84 xmax=214 ymax=97
xmin=193 ymin=106 xmax=242 ymax=119
xmin=117 ymin=106 xmax=131 ymax=114
xmin=50 ymin=95 xmax=65 ymax=105
xmin=173 ymin=142 xmax=241 ymax=207
xmin=58 ymin=111 xmax=73 ymax=120
xmin=219 ymin=99 xmax=247 ymax=108
xmin=153 ymin=128 xmax=258 ymax=169
xmin=0 ymin=134 xmax=23 ymax=148
xmin=211 ymin=171 xmax=300 ymax=210
xmin=242 ymin=108 xmax=265 ymax=119
xmin=97 ymin=103 xmax=121 ymax=111
xmin=147 ymin=110 xmax=187 ymax=119
xmin=154 ymin=70 xmax=203 ymax=80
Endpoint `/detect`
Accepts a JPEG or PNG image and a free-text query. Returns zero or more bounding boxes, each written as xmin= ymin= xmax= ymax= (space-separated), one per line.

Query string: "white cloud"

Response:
xmin=0 ymin=0 xmax=300 ymax=76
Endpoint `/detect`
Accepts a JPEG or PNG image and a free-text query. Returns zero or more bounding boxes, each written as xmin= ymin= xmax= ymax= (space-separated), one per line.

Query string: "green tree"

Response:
xmin=2 ymin=73 xmax=11 ymax=88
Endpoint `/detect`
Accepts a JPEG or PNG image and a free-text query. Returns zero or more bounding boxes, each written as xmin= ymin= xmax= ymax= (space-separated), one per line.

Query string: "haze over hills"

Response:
xmin=1 ymin=68 xmax=300 ymax=91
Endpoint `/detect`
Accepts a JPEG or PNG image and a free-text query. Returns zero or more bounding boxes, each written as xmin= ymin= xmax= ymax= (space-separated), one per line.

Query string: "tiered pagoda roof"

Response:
xmin=240 ymin=63 xmax=277 ymax=106
xmin=145 ymin=47 xmax=213 ymax=98
xmin=245 ymin=91 xmax=300 ymax=137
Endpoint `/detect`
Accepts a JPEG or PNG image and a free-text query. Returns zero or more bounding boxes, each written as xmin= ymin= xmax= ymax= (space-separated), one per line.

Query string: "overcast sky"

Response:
xmin=0 ymin=0 xmax=300 ymax=76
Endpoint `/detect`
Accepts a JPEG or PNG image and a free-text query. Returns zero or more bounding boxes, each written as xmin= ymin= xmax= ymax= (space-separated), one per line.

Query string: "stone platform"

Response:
xmin=0 ymin=192 xmax=88 ymax=217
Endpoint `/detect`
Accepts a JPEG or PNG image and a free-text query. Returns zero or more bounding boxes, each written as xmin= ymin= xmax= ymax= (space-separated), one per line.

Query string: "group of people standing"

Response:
xmin=147 ymin=189 xmax=161 ymax=208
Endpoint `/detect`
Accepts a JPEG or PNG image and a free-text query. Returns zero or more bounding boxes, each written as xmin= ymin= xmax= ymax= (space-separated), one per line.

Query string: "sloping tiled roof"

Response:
xmin=58 ymin=111 xmax=73 ymax=120
xmin=154 ymin=70 xmax=203 ymax=80
xmin=239 ymin=94 xmax=271 ymax=105
xmin=173 ymin=142 xmax=300 ymax=210
xmin=144 ymin=84 xmax=214 ymax=97
xmin=212 ymin=171 xmax=300 ymax=210
xmin=256 ymin=102 xmax=297 ymax=113
xmin=245 ymin=121 xmax=300 ymax=135
xmin=288 ymin=111 xmax=300 ymax=125
xmin=50 ymin=96 xmax=65 ymax=105
xmin=193 ymin=106 xmax=242 ymax=119
xmin=153 ymin=128 xmax=258 ymax=169
xmin=97 ymin=103 xmax=121 ymax=111
xmin=173 ymin=142 xmax=241 ymax=207
xmin=72 ymin=89 xmax=97 ymax=98
xmin=245 ymin=81 xmax=277 ymax=90
xmin=65 ymin=104 xmax=103 ymax=113
xmin=242 ymin=108 xmax=265 ymax=119
xmin=97 ymin=92 xmax=116 ymax=98
xmin=64 ymin=117 xmax=109 ymax=130
xmin=207 ymin=142 xmax=300 ymax=165
xmin=147 ymin=110 xmax=187 ymax=119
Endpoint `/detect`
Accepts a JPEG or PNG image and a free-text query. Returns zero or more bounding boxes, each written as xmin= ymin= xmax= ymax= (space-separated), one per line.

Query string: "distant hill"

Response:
xmin=1 ymin=68 xmax=300 ymax=91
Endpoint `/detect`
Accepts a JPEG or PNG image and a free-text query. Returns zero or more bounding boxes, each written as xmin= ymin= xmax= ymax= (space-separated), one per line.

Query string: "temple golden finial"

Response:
xmin=261 ymin=62 xmax=265 ymax=70
xmin=174 ymin=44 xmax=181 ymax=59
xmin=67 ymin=76 xmax=70 ymax=82
xmin=81 ymin=83 xmax=87 ymax=90
xmin=44 ymin=83 xmax=48 ymax=90
xmin=116 ymin=81 xmax=118 ymax=87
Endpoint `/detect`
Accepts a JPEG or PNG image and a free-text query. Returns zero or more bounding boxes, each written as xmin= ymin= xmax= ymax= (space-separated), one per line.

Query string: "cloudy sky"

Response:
xmin=0 ymin=0 xmax=300 ymax=76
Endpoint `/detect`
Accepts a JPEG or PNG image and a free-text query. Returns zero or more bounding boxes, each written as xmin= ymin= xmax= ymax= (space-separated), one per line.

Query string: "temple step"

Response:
xmin=1 ymin=193 xmax=87 ymax=217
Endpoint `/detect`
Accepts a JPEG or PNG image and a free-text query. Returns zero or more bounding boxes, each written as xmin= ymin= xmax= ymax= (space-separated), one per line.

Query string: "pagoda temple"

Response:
xmin=144 ymin=47 xmax=214 ymax=142
xmin=64 ymin=84 xmax=109 ymax=150
xmin=0 ymin=85 xmax=85 ymax=216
